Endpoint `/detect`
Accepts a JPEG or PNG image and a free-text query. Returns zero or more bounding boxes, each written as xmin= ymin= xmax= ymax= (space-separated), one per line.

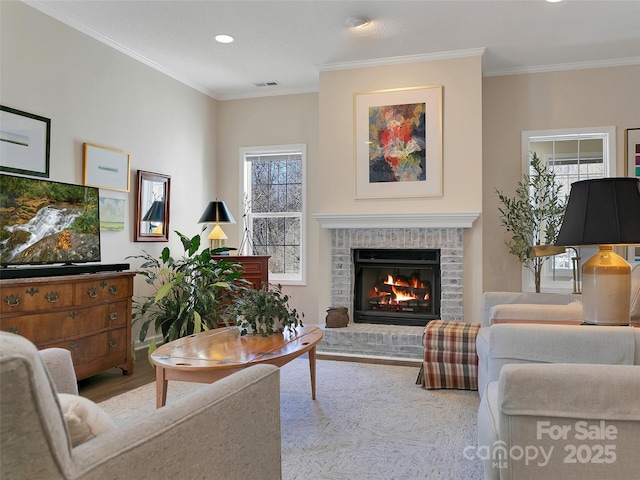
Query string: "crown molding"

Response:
xmin=316 ymin=48 xmax=486 ymax=72
xmin=313 ymin=212 xmax=480 ymax=229
xmin=485 ymin=56 xmax=640 ymax=77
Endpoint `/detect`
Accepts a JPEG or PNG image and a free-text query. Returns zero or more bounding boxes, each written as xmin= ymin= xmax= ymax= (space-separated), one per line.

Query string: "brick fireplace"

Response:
xmin=314 ymin=213 xmax=480 ymax=325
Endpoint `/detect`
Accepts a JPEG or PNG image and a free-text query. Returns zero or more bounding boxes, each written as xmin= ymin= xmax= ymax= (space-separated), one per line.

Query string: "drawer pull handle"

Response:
xmin=87 ymin=288 xmax=98 ymax=298
xmin=109 ymin=285 xmax=118 ymax=295
xmin=68 ymin=311 xmax=79 ymax=319
xmin=108 ymin=339 xmax=117 ymax=348
xmin=45 ymin=292 xmax=60 ymax=303
xmin=69 ymin=342 xmax=79 ymax=350
xmin=5 ymin=327 xmax=19 ymax=334
xmin=4 ymin=295 xmax=20 ymax=307
xmin=109 ymin=311 xmax=118 ymax=320
xmin=25 ymin=287 xmax=39 ymax=297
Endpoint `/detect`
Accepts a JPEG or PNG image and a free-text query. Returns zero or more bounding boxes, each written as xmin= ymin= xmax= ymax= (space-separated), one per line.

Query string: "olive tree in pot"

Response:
xmin=496 ymin=152 xmax=566 ymax=293
xmin=129 ymin=229 xmax=248 ymax=352
xmin=225 ymin=282 xmax=304 ymax=337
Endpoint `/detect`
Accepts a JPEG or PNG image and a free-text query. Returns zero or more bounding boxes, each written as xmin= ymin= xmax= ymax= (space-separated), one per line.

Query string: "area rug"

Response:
xmin=99 ymin=358 xmax=484 ymax=480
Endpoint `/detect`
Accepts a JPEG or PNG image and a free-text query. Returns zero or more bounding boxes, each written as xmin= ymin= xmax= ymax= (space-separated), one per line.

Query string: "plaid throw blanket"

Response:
xmin=417 ymin=320 xmax=480 ymax=390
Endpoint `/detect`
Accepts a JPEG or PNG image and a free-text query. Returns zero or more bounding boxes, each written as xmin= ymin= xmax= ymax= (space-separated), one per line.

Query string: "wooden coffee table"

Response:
xmin=150 ymin=325 xmax=323 ymax=408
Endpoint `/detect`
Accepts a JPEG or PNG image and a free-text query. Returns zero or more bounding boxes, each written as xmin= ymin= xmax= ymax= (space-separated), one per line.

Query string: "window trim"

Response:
xmin=520 ymin=127 xmax=616 ymax=293
xmin=240 ymin=144 xmax=307 ymax=286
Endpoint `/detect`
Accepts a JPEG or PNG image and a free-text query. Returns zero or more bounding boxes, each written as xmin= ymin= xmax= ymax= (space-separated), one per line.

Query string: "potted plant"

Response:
xmin=227 ymin=282 xmax=304 ymax=337
xmin=496 ymin=152 xmax=566 ymax=293
xmin=128 ymin=228 xmax=249 ymax=352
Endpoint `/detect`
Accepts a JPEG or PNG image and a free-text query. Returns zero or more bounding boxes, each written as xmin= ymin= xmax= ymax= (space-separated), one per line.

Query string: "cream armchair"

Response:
xmin=477 ymin=323 xmax=640 ymax=480
xmin=0 ymin=332 xmax=282 ymax=480
xmin=477 ymin=363 xmax=640 ymax=480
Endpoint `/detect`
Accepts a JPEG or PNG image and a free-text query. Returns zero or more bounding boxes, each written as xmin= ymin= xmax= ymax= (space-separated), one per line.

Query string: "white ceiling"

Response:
xmin=27 ymin=0 xmax=640 ymax=100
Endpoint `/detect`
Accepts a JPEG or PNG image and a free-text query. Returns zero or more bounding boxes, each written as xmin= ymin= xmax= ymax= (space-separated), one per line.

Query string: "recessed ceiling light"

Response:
xmin=215 ymin=34 xmax=234 ymax=44
xmin=546 ymin=0 xmax=563 ymax=3
xmin=346 ymin=16 xmax=371 ymax=29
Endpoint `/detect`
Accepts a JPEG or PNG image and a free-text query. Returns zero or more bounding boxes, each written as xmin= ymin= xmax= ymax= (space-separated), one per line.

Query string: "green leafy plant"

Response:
xmin=227 ymin=283 xmax=304 ymax=337
xmin=496 ymin=152 xmax=566 ymax=293
xmin=128 ymin=228 xmax=249 ymax=352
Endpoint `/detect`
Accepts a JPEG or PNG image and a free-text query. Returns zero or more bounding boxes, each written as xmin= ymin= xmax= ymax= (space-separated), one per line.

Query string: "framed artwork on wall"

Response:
xmin=354 ymin=85 xmax=443 ymax=199
xmin=626 ymin=127 xmax=640 ymax=264
xmin=0 ymin=105 xmax=51 ymax=178
xmin=83 ymin=143 xmax=130 ymax=192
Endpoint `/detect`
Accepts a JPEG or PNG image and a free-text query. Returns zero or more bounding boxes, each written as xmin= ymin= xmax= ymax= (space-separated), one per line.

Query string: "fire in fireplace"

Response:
xmin=353 ymin=248 xmax=441 ymax=326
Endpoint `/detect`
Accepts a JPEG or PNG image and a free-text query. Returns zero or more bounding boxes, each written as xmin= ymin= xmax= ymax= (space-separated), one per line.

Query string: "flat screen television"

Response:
xmin=0 ymin=173 xmax=101 ymax=267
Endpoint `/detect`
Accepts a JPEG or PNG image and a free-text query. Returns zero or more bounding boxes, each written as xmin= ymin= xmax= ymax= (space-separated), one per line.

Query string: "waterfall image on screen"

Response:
xmin=0 ymin=174 xmax=101 ymax=266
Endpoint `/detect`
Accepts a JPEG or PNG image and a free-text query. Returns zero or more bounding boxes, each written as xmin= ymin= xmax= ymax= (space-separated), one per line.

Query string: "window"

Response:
xmin=521 ymin=127 xmax=616 ymax=293
xmin=241 ymin=144 xmax=306 ymax=285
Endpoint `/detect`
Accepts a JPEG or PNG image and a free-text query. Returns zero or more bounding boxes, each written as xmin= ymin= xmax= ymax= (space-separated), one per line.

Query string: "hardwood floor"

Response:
xmin=78 ymin=352 xmax=155 ymax=403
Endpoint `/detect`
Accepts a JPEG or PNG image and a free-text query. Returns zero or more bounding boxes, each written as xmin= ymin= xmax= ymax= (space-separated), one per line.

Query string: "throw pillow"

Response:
xmin=58 ymin=393 xmax=116 ymax=447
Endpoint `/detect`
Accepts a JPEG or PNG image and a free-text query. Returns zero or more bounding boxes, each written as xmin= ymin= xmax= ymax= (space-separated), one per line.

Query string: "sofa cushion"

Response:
xmin=58 ymin=393 xmax=116 ymax=447
xmin=489 ymin=324 xmax=635 ymax=365
xmin=489 ymin=301 xmax=583 ymax=325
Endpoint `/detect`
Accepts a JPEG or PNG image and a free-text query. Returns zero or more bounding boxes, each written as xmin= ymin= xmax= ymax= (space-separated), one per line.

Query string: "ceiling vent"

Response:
xmin=254 ymin=81 xmax=280 ymax=87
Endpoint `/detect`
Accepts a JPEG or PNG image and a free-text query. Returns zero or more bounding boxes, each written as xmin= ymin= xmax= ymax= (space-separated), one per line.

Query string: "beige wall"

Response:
xmin=1 ymin=2 xmax=219 ymax=343
xmin=5 ymin=2 xmax=638 ymax=337
xmin=483 ymin=65 xmax=640 ymax=292
xmin=316 ymin=56 xmax=484 ymax=322
xmin=216 ymin=94 xmax=320 ymax=321
xmin=218 ymin=56 xmax=484 ymax=323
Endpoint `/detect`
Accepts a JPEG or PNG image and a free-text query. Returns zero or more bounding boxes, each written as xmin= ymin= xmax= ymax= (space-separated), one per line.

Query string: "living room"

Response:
xmin=1 ymin=0 xmax=636 ymax=331
xmin=2 ymin=1 xmax=640 ymax=479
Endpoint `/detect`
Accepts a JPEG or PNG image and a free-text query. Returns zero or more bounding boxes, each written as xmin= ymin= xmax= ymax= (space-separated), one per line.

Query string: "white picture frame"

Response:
xmin=83 ymin=142 xmax=130 ymax=192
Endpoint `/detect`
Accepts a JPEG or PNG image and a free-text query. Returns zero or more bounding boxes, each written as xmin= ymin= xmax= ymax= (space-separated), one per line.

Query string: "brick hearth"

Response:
xmin=316 ymin=323 xmax=424 ymax=361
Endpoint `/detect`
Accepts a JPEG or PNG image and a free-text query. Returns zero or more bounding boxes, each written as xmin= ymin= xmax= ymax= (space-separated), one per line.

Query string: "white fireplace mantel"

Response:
xmin=313 ymin=212 xmax=480 ymax=229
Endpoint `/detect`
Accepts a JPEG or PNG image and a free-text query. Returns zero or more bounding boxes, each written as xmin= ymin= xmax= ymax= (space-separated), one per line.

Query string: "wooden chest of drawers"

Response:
xmin=212 ymin=255 xmax=269 ymax=290
xmin=0 ymin=271 xmax=135 ymax=380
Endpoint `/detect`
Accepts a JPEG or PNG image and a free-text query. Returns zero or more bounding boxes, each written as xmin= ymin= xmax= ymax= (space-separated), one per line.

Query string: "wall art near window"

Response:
xmin=135 ymin=170 xmax=171 ymax=242
xmin=99 ymin=196 xmax=125 ymax=231
xmin=83 ymin=143 xmax=130 ymax=192
xmin=626 ymin=128 xmax=640 ymax=264
xmin=354 ymin=85 xmax=442 ymax=199
xmin=0 ymin=106 xmax=51 ymax=177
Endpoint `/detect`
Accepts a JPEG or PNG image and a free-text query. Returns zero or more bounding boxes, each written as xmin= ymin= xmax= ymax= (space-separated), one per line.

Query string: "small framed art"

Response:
xmin=83 ymin=143 xmax=130 ymax=192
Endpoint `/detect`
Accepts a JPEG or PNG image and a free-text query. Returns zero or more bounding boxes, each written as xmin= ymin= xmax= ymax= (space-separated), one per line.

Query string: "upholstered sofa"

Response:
xmin=477 ymin=263 xmax=640 ymax=396
xmin=0 ymin=332 xmax=282 ymax=480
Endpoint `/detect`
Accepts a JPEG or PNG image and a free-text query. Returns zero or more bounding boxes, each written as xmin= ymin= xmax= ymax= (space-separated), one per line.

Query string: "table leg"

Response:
xmin=308 ymin=345 xmax=317 ymax=400
xmin=155 ymin=366 xmax=168 ymax=408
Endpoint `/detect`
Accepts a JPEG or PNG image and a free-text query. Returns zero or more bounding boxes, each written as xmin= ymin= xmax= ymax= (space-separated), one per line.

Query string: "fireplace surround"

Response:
xmin=314 ymin=212 xmax=480 ymax=326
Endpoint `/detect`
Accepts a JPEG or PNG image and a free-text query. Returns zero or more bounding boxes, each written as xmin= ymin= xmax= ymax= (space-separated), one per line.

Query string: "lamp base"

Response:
xmin=581 ymin=246 xmax=631 ymax=326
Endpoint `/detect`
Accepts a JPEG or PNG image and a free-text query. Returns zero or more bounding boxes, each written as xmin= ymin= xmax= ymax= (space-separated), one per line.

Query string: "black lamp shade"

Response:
xmin=198 ymin=201 xmax=236 ymax=224
xmin=555 ymin=178 xmax=640 ymax=246
xmin=142 ymin=200 xmax=164 ymax=223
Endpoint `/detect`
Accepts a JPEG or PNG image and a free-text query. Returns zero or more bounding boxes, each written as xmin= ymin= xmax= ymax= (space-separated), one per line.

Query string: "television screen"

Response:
xmin=0 ymin=174 xmax=101 ymax=266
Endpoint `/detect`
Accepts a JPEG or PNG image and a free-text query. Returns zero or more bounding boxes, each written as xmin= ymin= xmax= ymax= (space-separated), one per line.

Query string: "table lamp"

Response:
xmin=198 ymin=200 xmax=236 ymax=250
xmin=555 ymin=178 xmax=640 ymax=325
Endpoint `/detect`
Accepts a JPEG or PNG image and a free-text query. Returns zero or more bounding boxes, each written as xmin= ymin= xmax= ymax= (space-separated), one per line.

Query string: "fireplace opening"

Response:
xmin=353 ymin=248 xmax=441 ymax=327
